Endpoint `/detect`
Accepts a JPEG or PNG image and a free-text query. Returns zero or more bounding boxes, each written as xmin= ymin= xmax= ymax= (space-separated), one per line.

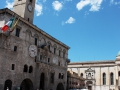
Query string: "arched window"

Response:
xmin=23 ymin=65 xmax=28 ymax=72
xmin=59 ymin=50 xmax=61 ymax=56
xmin=63 ymin=50 xmax=66 ymax=58
xmin=35 ymin=38 xmax=37 ymax=46
xmin=118 ymin=71 xmax=120 ymax=76
xmin=103 ymin=73 xmax=106 ymax=85
xmin=81 ymin=73 xmax=83 ymax=77
xmin=54 ymin=47 xmax=56 ymax=54
xmin=29 ymin=66 xmax=33 ymax=73
xmin=48 ymin=44 xmax=50 ymax=51
xmin=59 ymin=73 xmax=61 ymax=79
xmin=47 ymin=41 xmax=51 ymax=52
xmin=110 ymin=72 xmax=114 ymax=85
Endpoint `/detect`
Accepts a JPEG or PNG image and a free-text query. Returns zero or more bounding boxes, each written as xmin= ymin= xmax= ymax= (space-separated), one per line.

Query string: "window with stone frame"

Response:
xmin=50 ymin=73 xmax=54 ymax=83
xmin=14 ymin=46 xmax=17 ymax=51
xmin=23 ymin=65 xmax=28 ymax=72
xmin=58 ymin=61 xmax=60 ymax=66
xmin=48 ymin=58 xmax=50 ymax=63
xmin=110 ymin=72 xmax=114 ymax=85
xmin=35 ymin=38 xmax=37 ymax=46
xmin=61 ymin=73 xmax=64 ymax=79
xmin=54 ymin=47 xmax=56 ymax=54
xmin=59 ymin=73 xmax=61 ymax=79
xmin=12 ymin=64 xmax=15 ymax=70
xmin=48 ymin=44 xmax=50 ymax=51
xmin=15 ymin=27 xmax=20 ymax=37
xmin=40 ymin=55 xmax=42 ymax=60
xmin=81 ymin=73 xmax=83 ymax=77
xmin=29 ymin=66 xmax=33 ymax=73
xmin=63 ymin=50 xmax=66 ymax=58
xmin=35 ymin=56 xmax=36 ymax=62
xmin=59 ymin=50 xmax=61 ymax=56
xmin=103 ymin=73 xmax=106 ymax=85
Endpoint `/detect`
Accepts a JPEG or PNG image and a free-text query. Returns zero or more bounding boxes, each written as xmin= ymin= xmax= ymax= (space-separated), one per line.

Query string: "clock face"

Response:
xmin=53 ymin=57 xmax=58 ymax=64
xmin=28 ymin=4 xmax=32 ymax=12
xmin=29 ymin=45 xmax=37 ymax=58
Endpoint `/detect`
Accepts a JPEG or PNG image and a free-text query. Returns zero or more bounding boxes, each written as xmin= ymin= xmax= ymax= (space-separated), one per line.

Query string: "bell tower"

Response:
xmin=13 ymin=0 xmax=36 ymax=23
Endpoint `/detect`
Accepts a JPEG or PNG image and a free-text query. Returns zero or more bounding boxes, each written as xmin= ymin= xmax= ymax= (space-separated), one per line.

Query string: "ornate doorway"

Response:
xmin=4 ymin=79 xmax=12 ymax=90
xmin=20 ymin=79 xmax=33 ymax=90
xmin=40 ymin=73 xmax=45 ymax=90
xmin=56 ymin=83 xmax=64 ymax=90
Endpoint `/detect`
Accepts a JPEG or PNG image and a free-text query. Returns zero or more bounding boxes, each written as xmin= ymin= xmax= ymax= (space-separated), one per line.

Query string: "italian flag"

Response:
xmin=1 ymin=17 xmax=15 ymax=32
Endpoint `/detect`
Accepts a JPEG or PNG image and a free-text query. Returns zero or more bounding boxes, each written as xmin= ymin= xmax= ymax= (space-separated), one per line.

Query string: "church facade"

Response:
xmin=0 ymin=0 xmax=70 ymax=90
xmin=68 ymin=52 xmax=120 ymax=90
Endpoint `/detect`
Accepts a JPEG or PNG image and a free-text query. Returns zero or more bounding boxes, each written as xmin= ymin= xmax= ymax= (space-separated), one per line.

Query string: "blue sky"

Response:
xmin=1 ymin=0 xmax=120 ymax=62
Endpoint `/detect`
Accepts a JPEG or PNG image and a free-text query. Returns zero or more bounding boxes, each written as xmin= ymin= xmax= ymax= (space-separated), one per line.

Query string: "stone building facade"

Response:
xmin=0 ymin=0 xmax=70 ymax=90
xmin=68 ymin=52 xmax=120 ymax=90
xmin=67 ymin=70 xmax=85 ymax=90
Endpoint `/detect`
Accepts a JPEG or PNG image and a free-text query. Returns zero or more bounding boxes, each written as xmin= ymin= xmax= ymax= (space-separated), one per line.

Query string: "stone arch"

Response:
xmin=20 ymin=78 xmax=33 ymax=90
xmin=56 ymin=83 xmax=64 ymax=90
xmin=63 ymin=49 xmax=66 ymax=52
xmin=4 ymin=79 xmax=12 ymax=90
xmin=53 ymin=44 xmax=57 ymax=48
xmin=34 ymin=34 xmax=39 ymax=38
xmin=40 ymin=38 xmax=46 ymax=47
xmin=47 ymin=41 xmax=52 ymax=46
xmin=58 ymin=47 xmax=62 ymax=50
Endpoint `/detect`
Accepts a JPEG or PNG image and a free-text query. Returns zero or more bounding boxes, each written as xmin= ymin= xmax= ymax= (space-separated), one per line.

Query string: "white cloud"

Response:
xmin=43 ymin=0 xmax=46 ymax=3
xmin=35 ymin=3 xmax=43 ymax=16
xmin=65 ymin=17 xmax=75 ymax=24
xmin=5 ymin=0 xmax=43 ymax=16
xmin=62 ymin=17 xmax=75 ymax=25
xmin=110 ymin=0 xmax=114 ymax=4
xmin=65 ymin=0 xmax=72 ymax=2
xmin=84 ymin=11 xmax=89 ymax=18
xmin=76 ymin=0 xmax=90 ymax=10
xmin=115 ymin=2 xmax=120 ymax=5
xmin=110 ymin=0 xmax=120 ymax=5
xmin=5 ymin=0 xmax=14 ymax=9
xmin=52 ymin=1 xmax=63 ymax=11
xmin=76 ymin=0 xmax=103 ymax=12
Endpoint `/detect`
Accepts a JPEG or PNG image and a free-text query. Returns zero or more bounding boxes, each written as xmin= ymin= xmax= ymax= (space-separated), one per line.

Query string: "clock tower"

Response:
xmin=13 ymin=0 xmax=36 ymax=23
